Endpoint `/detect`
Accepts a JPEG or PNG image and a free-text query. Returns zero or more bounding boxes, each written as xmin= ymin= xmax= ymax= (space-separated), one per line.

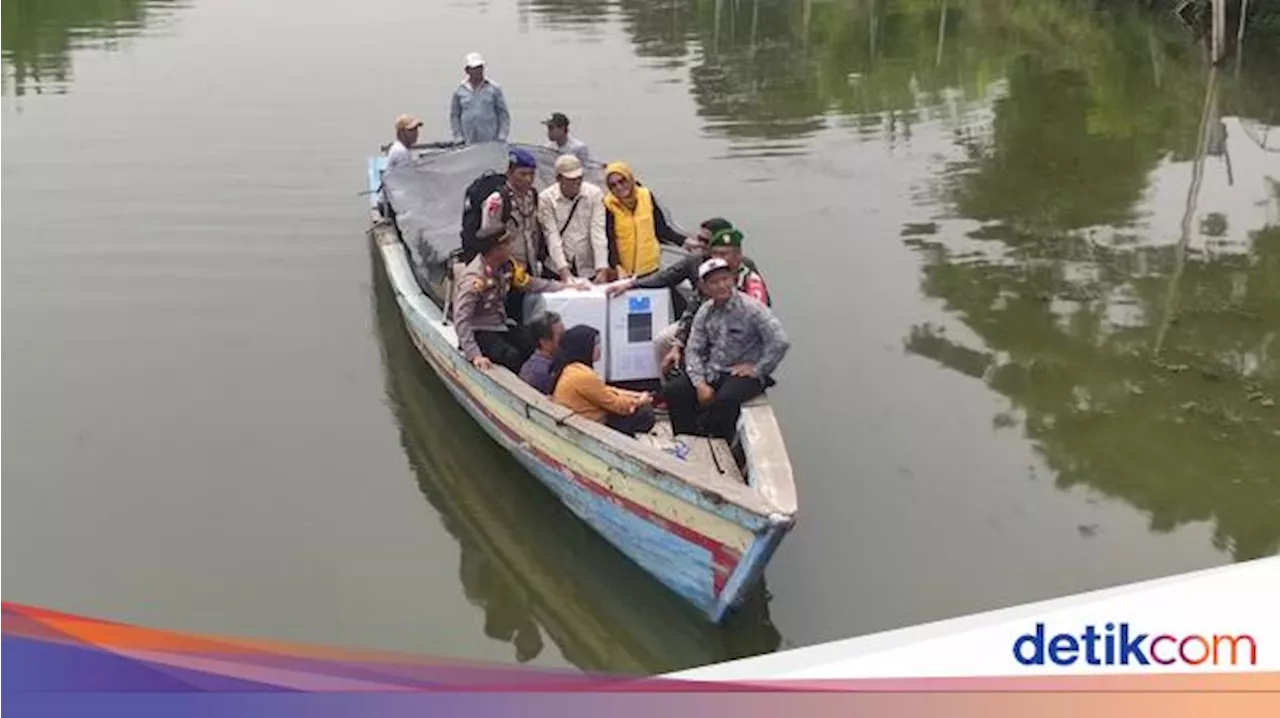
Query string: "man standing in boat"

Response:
xmin=450 ymin=52 xmax=510 ymax=145
xmin=538 ymin=154 xmax=609 ymax=284
xmin=663 ymin=258 xmax=789 ymax=440
xmin=480 ymin=148 xmax=546 ymax=323
xmin=542 ymin=112 xmax=590 ymax=165
xmin=452 ymin=226 xmax=579 ymax=372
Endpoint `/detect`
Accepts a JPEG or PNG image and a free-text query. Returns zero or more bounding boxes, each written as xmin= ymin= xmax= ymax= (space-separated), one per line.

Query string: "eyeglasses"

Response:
xmin=607 ymin=177 xmax=629 ymax=188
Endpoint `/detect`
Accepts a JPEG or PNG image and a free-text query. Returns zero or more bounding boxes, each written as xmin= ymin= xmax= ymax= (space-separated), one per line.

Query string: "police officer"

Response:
xmin=453 ymin=226 xmax=583 ymax=372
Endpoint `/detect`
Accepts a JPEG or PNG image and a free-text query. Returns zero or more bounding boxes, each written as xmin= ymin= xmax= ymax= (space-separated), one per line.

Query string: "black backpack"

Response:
xmin=459 ymin=171 xmax=546 ymax=266
xmin=459 ymin=171 xmax=511 ymax=261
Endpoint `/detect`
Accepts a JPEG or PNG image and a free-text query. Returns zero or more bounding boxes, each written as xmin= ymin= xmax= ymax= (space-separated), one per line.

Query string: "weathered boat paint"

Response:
xmin=366 ymin=152 xmax=796 ymax=622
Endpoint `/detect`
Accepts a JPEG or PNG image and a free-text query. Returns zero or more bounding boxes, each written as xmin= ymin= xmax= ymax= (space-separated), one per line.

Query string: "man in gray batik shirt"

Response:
xmin=663 ymin=258 xmax=790 ymax=441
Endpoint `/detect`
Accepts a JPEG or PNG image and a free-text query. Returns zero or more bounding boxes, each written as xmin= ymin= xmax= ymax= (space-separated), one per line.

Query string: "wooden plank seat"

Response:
xmin=635 ymin=420 xmax=745 ymax=484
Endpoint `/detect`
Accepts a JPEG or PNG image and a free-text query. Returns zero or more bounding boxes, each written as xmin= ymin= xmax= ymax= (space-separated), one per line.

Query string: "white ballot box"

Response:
xmin=526 ymin=287 xmax=609 ymax=376
xmin=607 ymin=289 xmax=672 ymax=382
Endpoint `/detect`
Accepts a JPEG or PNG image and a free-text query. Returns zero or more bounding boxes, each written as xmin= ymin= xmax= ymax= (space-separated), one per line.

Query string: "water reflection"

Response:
xmin=370 ymin=245 xmax=782 ymax=673
xmin=528 ymin=0 xmax=614 ymax=28
xmin=601 ymin=0 xmax=1007 ymax=145
xmin=2 ymin=0 xmax=185 ymax=96
xmin=594 ymin=0 xmax=1280 ymax=154
xmin=689 ymin=0 xmax=826 ymax=146
xmin=902 ymin=8 xmax=1280 ymax=561
xmin=950 ymin=56 xmax=1194 ymax=234
xmin=617 ymin=0 xmax=697 ymax=66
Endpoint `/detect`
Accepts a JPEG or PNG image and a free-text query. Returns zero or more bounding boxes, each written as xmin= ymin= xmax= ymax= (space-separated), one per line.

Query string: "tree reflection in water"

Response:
xmin=2 ymin=0 xmax=185 ymax=95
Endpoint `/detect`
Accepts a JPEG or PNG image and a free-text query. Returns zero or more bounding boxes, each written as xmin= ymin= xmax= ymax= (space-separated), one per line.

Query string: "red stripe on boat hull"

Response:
xmin=408 ymin=325 xmax=744 ymax=598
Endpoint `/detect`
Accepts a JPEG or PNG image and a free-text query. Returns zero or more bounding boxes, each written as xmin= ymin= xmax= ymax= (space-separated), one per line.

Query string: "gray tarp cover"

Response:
xmin=380 ymin=142 xmax=608 ymax=302
xmin=379 ymin=141 xmax=687 ymax=304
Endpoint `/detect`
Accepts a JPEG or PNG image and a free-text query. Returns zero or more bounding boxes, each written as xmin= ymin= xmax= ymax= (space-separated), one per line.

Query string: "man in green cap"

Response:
xmin=707 ymin=225 xmax=771 ymax=308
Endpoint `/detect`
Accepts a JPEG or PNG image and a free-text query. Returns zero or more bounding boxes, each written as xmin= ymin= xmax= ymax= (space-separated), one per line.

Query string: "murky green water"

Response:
xmin=4 ymin=0 xmax=1277 ymax=673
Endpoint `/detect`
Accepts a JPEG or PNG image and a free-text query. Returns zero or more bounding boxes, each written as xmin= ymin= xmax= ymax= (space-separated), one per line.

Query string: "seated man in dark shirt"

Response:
xmin=518 ymin=311 xmax=565 ymax=394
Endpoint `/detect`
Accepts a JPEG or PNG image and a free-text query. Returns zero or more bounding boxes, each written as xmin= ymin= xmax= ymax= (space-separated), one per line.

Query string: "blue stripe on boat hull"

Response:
xmin=397 ymin=301 xmax=771 ymax=533
xmin=418 ymin=325 xmax=724 ymax=616
xmin=382 ymin=251 xmax=781 ymax=623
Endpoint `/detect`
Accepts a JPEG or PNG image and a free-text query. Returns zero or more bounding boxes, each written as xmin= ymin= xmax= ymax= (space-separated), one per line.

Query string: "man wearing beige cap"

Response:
xmin=538 ymin=154 xmax=609 ymax=283
xmin=385 ymin=114 xmax=422 ymax=171
xmin=450 ymin=52 xmax=510 ymax=144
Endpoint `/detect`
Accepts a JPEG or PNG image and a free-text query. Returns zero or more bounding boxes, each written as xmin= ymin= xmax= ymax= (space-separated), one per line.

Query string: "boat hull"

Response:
xmin=365 ymin=148 xmax=794 ymax=623
xmin=370 ymin=226 xmax=790 ymax=623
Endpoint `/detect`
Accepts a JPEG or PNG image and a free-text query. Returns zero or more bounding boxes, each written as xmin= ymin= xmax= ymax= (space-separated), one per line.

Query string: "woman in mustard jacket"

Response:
xmin=550 ymin=325 xmax=655 ymax=437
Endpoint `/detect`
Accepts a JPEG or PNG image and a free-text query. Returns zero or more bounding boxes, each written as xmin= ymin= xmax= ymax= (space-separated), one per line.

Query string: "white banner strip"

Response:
xmin=671 ymin=557 xmax=1280 ymax=680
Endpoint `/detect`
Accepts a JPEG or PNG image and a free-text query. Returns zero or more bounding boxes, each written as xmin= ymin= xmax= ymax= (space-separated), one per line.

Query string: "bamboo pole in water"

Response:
xmin=936 ymin=0 xmax=948 ymax=68
xmin=1235 ymin=0 xmax=1250 ymax=76
xmin=869 ymin=0 xmax=878 ymax=65
xmin=1154 ymin=65 xmax=1220 ymax=354
xmin=714 ymin=0 xmax=722 ymax=52
xmin=1149 ymin=26 xmax=1164 ymax=88
xmin=802 ymin=0 xmax=811 ymax=51
xmin=1211 ymin=0 xmax=1227 ymax=65
xmin=750 ymin=0 xmax=759 ymax=96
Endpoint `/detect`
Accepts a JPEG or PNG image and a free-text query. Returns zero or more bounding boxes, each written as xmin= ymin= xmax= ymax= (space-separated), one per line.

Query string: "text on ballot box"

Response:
xmin=607 ymin=289 xmax=671 ymax=382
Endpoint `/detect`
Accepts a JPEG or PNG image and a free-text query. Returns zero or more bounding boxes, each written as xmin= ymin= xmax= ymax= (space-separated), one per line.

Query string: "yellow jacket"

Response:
xmin=603 ymin=161 xmax=684 ymax=277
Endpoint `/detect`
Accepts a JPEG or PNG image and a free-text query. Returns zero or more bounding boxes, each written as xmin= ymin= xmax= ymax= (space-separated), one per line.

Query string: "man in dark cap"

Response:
xmin=452 ymin=226 xmax=580 ymax=372
xmin=543 ymin=112 xmax=590 ymax=165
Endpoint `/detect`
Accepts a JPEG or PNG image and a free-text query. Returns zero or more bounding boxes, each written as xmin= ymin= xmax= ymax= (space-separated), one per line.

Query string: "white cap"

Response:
xmin=554 ymin=154 xmax=584 ymax=179
xmin=464 ymin=52 xmax=485 ymax=68
xmin=698 ymin=257 xmax=732 ymax=281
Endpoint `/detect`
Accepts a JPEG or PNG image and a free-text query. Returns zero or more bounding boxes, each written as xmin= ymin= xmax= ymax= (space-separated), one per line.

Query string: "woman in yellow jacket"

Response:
xmin=603 ymin=161 xmax=698 ymax=278
xmin=551 ymin=325 xmax=655 ymax=437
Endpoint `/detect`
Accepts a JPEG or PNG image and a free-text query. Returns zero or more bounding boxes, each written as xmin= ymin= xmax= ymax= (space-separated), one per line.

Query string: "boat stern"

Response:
xmin=709 ymin=512 xmax=795 ymax=622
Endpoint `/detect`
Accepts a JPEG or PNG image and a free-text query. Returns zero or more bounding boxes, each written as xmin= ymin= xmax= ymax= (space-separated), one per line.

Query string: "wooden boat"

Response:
xmin=371 ymin=245 xmax=783 ymax=670
xmin=365 ymin=142 xmax=797 ymax=623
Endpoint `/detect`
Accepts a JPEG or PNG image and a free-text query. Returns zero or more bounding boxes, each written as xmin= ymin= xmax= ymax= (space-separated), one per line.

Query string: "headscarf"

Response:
xmin=603 ymin=161 xmax=638 ymax=209
xmin=550 ymin=325 xmax=600 ymax=391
